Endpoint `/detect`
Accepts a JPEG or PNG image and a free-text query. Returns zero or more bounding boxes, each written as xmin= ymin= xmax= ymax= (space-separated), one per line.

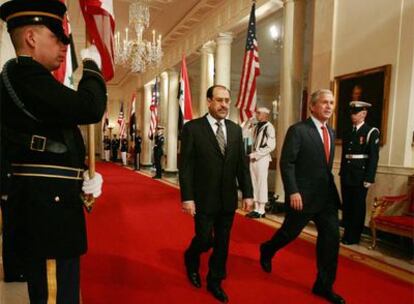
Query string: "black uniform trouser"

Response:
xmin=185 ymin=212 xmax=235 ymax=286
xmin=134 ymin=152 xmax=140 ymax=170
xmin=1 ymin=197 xmax=25 ymax=281
xmin=341 ymin=184 xmax=368 ymax=243
xmin=154 ymin=153 xmax=162 ymax=177
xmin=261 ymin=204 xmax=340 ymax=292
xmin=111 ymin=149 xmax=118 ymax=161
xmin=25 ymin=256 xmax=80 ymax=304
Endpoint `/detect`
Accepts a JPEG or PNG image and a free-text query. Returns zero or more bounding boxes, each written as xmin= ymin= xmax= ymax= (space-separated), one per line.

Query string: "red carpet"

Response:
xmin=81 ymin=162 xmax=413 ymax=303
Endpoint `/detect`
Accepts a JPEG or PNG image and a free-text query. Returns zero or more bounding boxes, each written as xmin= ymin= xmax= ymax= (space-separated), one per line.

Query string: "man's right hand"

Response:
xmin=182 ymin=200 xmax=196 ymax=217
xmin=289 ymin=193 xmax=303 ymax=211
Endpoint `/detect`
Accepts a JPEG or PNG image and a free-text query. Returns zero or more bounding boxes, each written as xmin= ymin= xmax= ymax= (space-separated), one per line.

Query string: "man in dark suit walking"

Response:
xmin=180 ymin=85 xmax=253 ymax=303
xmin=259 ymin=89 xmax=345 ymax=304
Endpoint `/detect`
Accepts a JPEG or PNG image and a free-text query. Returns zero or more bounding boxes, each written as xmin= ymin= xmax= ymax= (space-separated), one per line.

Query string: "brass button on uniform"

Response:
xmin=54 ymin=196 xmax=60 ymax=203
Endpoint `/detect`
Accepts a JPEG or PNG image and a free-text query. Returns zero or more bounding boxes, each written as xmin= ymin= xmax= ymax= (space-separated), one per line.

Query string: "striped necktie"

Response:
xmin=215 ymin=121 xmax=226 ymax=155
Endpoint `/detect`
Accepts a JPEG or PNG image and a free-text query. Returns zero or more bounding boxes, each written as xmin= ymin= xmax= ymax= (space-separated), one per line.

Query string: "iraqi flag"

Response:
xmin=80 ymin=0 xmax=115 ymax=81
xmin=53 ymin=0 xmax=78 ymax=87
xmin=178 ymin=54 xmax=193 ymax=128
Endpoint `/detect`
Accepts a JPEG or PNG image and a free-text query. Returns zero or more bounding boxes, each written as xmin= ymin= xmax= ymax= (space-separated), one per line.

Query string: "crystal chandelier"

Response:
xmin=114 ymin=0 xmax=163 ymax=73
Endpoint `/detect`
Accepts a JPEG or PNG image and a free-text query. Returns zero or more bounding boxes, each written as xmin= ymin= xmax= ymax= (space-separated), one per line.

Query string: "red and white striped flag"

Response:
xmin=148 ymin=79 xmax=159 ymax=140
xmin=53 ymin=0 xmax=78 ymax=87
xmin=235 ymin=2 xmax=260 ymax=123
xmin=118 ymin=102 xmax=126 ymax=138
xmin=178 ymin=54 xmax=193 ymax=124
xmin=80 ymin=0 xmax=115 ymax=81
xmin=129 ymin=93 xmax=136 ymax=138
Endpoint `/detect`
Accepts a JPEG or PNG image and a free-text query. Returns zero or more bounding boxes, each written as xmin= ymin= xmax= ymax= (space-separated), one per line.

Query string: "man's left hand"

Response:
xmin=82 ymin=171 xmax=103 ymax=198
xmin=242 ymin=198 xmax=254 ymax=211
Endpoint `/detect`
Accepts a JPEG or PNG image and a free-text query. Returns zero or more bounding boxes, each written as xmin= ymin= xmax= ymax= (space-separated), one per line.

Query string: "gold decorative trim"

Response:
xmin=11 ymin=163 xmax=83 ymax=172
xmin=46 ymin=259 xmax=57 ymax=304
xmin=12 ymin=173 xmax=83 ymax=180
xmin=6 ymin=11 xmax=63 ymax=22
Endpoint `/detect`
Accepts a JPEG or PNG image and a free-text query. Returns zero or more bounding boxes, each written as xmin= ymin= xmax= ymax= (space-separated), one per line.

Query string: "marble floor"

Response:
xmin=1 ymin=163 xmax=412 ymax=303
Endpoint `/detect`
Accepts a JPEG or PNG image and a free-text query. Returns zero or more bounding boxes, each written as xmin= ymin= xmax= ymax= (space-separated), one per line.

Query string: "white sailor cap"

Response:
xmin=349 ymin=101 xmax=371 ymax=113
xmin=256 ymin=107 xmax=270 ymax=114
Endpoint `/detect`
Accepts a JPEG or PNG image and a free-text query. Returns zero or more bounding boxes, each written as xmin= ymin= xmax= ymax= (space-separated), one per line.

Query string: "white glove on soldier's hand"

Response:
xmin=82 ymin=171 xmax=103 ymax=198
xmin=80 ymin=44 xmax=102 ymax=70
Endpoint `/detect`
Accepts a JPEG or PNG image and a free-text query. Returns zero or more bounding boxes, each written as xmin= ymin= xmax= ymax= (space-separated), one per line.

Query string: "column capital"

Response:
xmin=199 ymin=41 xmax=216 ymax=54
xmin=166 ymin=68 xmax=179 ymax=78
xmin=216 ymin=32 xmax=233 ymax=45
xmin=283 ymin=0 xmax=306 ymax=6
xmin=160 ymin=71 xmax=169 ymax=80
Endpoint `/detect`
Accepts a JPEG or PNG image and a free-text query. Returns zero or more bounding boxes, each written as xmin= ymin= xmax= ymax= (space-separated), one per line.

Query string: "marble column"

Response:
xmin=159 ymin=71 xmax=169 ymax=128
xmin=165 ymin=69 xmax=180 ymax=173
xmin=199 ymin=41 xmax=215 ymax=116
xmin=215 ymin=33 xmax=235 ymax=121
xmin=275 ymin=0 xmax=307 ymax=201
xmin=141 ymin=82 xmax=153 ymax=166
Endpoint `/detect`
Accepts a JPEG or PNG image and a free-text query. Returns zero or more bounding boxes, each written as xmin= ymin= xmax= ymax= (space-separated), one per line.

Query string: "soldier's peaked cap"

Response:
xmin=0 ymin=0 xmax=70 ymax=45
xmin=349 ymin=101 xmax=371 ymax=113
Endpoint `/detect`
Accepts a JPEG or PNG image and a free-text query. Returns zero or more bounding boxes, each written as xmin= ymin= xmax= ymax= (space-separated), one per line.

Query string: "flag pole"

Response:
xmin=84 ymin=31 xmax=95 ymax=212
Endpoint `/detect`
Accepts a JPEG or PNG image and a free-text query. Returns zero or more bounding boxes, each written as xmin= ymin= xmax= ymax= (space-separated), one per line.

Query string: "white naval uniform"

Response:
xmin=249 ymin=121 xmax=276 ymax=214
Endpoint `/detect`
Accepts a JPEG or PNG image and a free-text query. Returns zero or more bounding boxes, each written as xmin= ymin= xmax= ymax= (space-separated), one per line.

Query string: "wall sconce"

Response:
xmin=269 ymin=25 xmax=283 ymax=49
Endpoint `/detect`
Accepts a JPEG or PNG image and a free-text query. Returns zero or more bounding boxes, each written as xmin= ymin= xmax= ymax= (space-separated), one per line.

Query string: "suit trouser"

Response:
xmin=261 ymin=204 xmax=339 ymax=291
xmin=1 ymin=197 xmax=25 ymax=280
xmin=25 ymin=256 xmax=80 ymax=304
xmin=185 ymin=212 xmax=235 ymax=285
xmin=250 ymin=158 xmax=270 ymax=213
xmin=341 ymin=184 xmax=367 ymax=243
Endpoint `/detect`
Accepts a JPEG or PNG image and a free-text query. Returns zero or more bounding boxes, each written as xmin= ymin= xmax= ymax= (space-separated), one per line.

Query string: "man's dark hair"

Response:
xmin=206 ymin=85 xmax=230 ymax=100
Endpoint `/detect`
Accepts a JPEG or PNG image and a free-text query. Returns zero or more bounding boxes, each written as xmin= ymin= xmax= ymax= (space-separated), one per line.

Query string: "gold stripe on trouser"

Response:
xmin=46 ymin=259 xmax=57 ymax=304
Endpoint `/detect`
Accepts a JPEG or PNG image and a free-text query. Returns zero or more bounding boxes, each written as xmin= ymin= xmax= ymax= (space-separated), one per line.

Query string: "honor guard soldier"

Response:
xmin=0 ymin=0 xmax=107 ymax=302
xmin=153 ymin=126 xmax=164 ymax=178
xmin=111 ymin=134 xmax=120 ymax=162
xmin=103 ymin=135 xmax=111 ymax=161
xmin=134 ymin=131 xmax=142 ymax=170
xmin=120 ymin=136 xmax=128 ymax=166
xmin=246 ymin=107 xmax=276 ymax=218
xmin=339 ymin=101 xmax=380 ymax=245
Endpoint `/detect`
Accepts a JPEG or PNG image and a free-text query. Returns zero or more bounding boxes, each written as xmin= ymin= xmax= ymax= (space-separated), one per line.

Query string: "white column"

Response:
xmin=199 ymin=41 xmax=215 ymax=116
xmin=160 ymin=71 xmax=169 ymax=128
xmin=142 ymin=82 xmax=153 ymax=166
xmin=275 ymin=0 xmax=307 ymax=201
xmin=165 ymin=69 xmax=180 ymax=173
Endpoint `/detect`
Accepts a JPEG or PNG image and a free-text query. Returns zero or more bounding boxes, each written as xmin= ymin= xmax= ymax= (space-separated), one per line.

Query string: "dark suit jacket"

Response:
xmin=280 ymin=118 xmax=340 ymax=213
xmin=179 ymin=115 xmax=253 ymax=215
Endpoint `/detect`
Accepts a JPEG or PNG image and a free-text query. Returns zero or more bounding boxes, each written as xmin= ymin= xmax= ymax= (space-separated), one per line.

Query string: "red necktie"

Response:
xmin=321 ymin=125 xmax=330 ymax=163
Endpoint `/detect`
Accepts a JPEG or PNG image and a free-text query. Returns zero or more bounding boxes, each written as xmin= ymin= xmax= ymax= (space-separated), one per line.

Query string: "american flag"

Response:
xmin=235 ymin=2 xmax=260 ymax=123
xmin=148 ymin=79 xmax=159 ymax=140
xmin=118 ymin=102 xmax=126 ymax=138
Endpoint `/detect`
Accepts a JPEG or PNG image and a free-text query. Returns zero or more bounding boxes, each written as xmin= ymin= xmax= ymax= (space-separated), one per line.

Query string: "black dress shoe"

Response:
xmin=341 ymin=239 xmax=358 ymax=245
xmin=152 ymin=175 xmax=161 ymax=179
xmin=4 ymin=273 xmax=26 ymax=283
xmin=259 ymin=244 xmax=272 ymax=273
xmin=207 ymin=284 xmax=229 ymax=303
xmin=187 ymin=271 xmax=201 ymax=288
xmin=312 ymin=288 xmax=346 ymax=304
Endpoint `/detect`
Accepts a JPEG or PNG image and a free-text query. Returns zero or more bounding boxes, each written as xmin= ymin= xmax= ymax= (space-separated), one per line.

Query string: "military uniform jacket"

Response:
xmin=153 ymin=134 xmax=164 ymax=157
xmin=179 ymin=116 xmax=253 ymax=215
xmin=339 ymin=123 xmax=380 ymax=186
xmin=103 ymin=138 xmax=111 ymax=150
xmin=251 ymin=121 xmax=276 ymax=162
xmin=0 ymin=56 xmax=107 ymax=258
xmin=134 ymin=136 xmax=142 ymax=153
xmin=120 ymin=138 xmax=128 ymax=152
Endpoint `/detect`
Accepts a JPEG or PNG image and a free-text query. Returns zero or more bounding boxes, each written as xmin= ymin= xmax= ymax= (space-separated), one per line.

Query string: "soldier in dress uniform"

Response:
xmin=111 ymin=134 xmax=120 ymax=162
xmin=153 ymin=126 xmax=165 ymax=179
xmin=246 ymin=107 xmax=276 ymax=219
xmin=0 ymin=0 xmax=106 ymax=302
xmin=339 ymin=101 xmax=380 ymax=245
xmin=120 ymin=136 xmax=128 ymax=166
xmin=103 ymin=135 xmax=111 ymax=161
xmin=134 ymin=131 xmax=142 ymax=170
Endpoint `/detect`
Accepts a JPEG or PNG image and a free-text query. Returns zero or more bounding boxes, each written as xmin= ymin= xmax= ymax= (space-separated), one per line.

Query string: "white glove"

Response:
xmin=80 ymin=44 xmax=102 ymax=70
xmin=82 ymin=171 xmax=103 ymax=198
xmin=363 ymin=181 xmax=372 ymax=188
